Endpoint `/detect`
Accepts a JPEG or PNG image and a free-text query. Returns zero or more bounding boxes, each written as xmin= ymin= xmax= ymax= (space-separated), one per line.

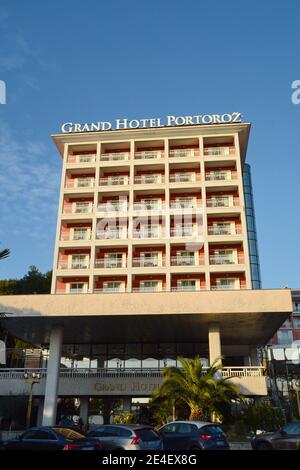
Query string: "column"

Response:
xmin=80 ymin=397 xmax=89 ymax=426
xmin=208 ymin=322 xmax=222 ymax=366
xmin=250 ymin=347 xmax=259 ymax=366
xmin=42 ymin=326 xmax=63 ymax=426
xmin=123 ymin=397 xmax=131 ymax=412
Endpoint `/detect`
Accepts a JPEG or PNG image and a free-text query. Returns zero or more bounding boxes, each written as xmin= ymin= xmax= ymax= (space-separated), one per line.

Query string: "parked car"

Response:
xmin=0 ymin=426 xmax=102 ymax=450
xmin=87 ymin=424 xmax=163 ymax=450
xmin=159 ymin=421 xmax=230 ymax=450
xmin=251 ymin=421 xmax=300 ymax=450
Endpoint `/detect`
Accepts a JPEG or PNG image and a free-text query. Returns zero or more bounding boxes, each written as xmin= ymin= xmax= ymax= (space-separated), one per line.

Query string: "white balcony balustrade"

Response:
xmin=133 ymin=227 xmax=161 ymax=239
xmin=206 ymin=197 xmax=235 ymax=208
xmin=58 ymin=260 xmax=89 ymax=270
xmin=132 ymin=257 xmax=162 ymax=268
xmin=171 ymin=256 xmax=196 ymax=266
xmin=60 ymin=230 xmax=91 ymax=241
xmin=63 ymin=203 xmax=93 ymax=214
xmin=65 ymin=178 xmax=94 ymax=189
xmin=96 ymin=228 xmax=127 ymax=239
xmin=99 ymin=176 xmax=129 ymax=186
xmin=170 ymin=199 xmax=198 ymax=209
xmin=97 ymin=201 xmax=128 ymax=213
xmin=170 ymin=226 xmax=196 ymax=237
xmin=208 ymin=226 xmax=233 ymax=235
xmin=134 ymin=150 xmax=164 ymax=160
xmin=169 ymin=173 xmax=198 ymax=183
xmin=204 ymin=146 xmax=235 ymax=156
xmin=68 ymin=154 xmax=96 ymax=164
xmin=134 ymin=175 xmax=164 ymax=184
xmin=169 ymin=149 xmax=197 ymax=158
xmin=94 ymin=259 xmax=125 ymax=269
xmin=205 ymin=171 xmax=237 ymax=181
xmin=100 ymin=152 xmax=130 ymax=161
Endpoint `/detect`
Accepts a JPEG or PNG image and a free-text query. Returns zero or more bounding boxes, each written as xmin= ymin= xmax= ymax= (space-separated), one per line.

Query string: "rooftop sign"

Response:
xmin=61 ymin=112 xmax=242 ymax=133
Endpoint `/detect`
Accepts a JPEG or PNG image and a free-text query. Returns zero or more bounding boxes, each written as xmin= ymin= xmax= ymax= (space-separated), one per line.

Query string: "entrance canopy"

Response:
xmin=0 ymin=289 xmax=292 ymax=346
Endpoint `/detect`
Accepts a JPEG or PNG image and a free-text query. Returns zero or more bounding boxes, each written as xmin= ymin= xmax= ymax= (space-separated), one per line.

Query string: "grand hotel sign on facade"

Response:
xmin=61 ymin=112 xmax=243 ymax=133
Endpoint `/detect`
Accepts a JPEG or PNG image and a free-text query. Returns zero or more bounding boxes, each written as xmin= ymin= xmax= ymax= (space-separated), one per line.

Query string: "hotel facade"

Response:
xmin=0 ymin=117 xmax=292 ymax=427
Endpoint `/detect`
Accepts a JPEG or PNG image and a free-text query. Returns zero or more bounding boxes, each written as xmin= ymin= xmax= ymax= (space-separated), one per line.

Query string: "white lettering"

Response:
xmin=61 ymin=122 xmax=73 ymax=133
xmin=232 ymin=112 xmax=242 ymax=122
xmin=116 ymin=118 xmax=128 ymax=129
xmin=102 ymin=121 xmax=112 ymax=130
xmin=193 ymin=115 xmax=202 ymax=124
xmin=90 ymin=122 xmax=101 ymax=132
xmin=81 ymin=123 xmax=90 ymax=132
xmin=167 ymin=115 xmax=176 ymax=126
xmin=129 ymin=119 xmax=140 ymax=128
xmin=291 ymin=81 xmax=300 ymax=104
xmin=221 ymin=113 xmax=232 ymax=123
xmin=175 ymin=116 xmax=186 ymax=125
xmin=74 ymin=123 xmax=82 ymax=132
xmin=202 ymin=114 xmax=213 ymax=124
xmin=211 ymin=114 xmax=222 ymax=123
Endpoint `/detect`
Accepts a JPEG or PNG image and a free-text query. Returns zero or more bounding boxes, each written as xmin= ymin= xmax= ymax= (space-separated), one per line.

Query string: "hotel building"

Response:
xmin=0 ymin=119 xmax=292 ymax=427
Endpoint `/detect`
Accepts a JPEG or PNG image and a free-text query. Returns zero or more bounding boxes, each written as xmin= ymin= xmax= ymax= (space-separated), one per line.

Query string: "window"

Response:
xmin=176 ymin=251 xmax=195 ymax=265
xmin=103 ymin=281 xmax=123 ymax=292
xmin=141 ymin=252 xmax=159 ymax=267
xmin=22 ymin=430 xmax=56 ymax=440
xmin=77 ymin=178 xmax=92 ymax=187
xmin=277 ymin=330 xmax=293 ymax=345
xmin=136 ymin=429 xmax=160 ymax=441
xmin=161 ymin=423 xmax=177 ymax=433
xmin=177 ymin=280 xmax=196 ymax=291
xmin=75 ymin=202 xmax=90 ymax=213
xmin=177 ymin=423 xmax=198 ymax=434
xmin=140 ymin=281 xmax=160 ymax=292
xmin=73 ymin=228 xmax=88 ymax=240
xmin=71 ymin=255 xmax=87 ymax=269
xmin=216 ymin=278 xmax=237 ymax=289
xmin=104 ymin=253 xmax=123 ymax=268
xmin=282 ymin=423 xmax=300 ymax=435
xmin=70 ymin=283 xmax=85 ymax=293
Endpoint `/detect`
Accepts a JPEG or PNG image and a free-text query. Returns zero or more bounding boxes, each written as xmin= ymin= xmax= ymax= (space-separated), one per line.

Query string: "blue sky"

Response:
xmin=0 ymin=0 xmax=299 ymax=288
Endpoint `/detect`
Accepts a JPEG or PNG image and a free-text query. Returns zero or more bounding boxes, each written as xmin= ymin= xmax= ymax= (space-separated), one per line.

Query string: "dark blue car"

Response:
xmin=0 ymin=426 xmax=102 ymax=450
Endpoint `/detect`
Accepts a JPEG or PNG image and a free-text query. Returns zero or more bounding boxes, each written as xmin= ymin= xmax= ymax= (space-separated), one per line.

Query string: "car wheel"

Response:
xmin=256 ymin=441 xmax=272 ymax=450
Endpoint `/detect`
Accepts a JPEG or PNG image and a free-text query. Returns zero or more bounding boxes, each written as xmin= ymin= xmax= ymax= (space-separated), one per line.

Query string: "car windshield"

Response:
xmin=52 ymin=427 xmax=86 ymax=440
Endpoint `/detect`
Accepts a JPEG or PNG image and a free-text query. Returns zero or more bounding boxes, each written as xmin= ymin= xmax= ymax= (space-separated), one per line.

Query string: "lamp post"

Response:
xmin=24 ymin=372 xmax=41 ymax=428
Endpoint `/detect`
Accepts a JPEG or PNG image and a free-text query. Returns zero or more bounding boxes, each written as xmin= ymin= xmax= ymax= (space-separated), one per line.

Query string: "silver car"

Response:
xmin=87 ymin=424 xmax=163 ymax=450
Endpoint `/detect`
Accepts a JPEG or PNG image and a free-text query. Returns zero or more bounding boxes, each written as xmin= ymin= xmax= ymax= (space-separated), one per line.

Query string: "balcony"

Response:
xmin=208 ymin=226 xmax=233 ymax=236
xmin=171 ymin=256 xmax=196 ymax=266
xmin=60 ymin=231 xmax=91 ymax=241
xmin=171 ymin=285 xmax=202 ymax=292
xmin=65 ymin=178 xmax=94 ymax=189
xmin=63 ymin=203 xmax=93 ymax=215
xmin=68 ymin=154 xmax=96 ymax=164
xmin=171 ymin=227 xmax=196 ymax=238
xmin=204 ymin=146 xmax=235 ymax=156
xmin=169 ymin=149 xmax=198 ymax=158
xmin=96 ymin=228 xmax=127 ymax=240
xmin=132 ymin=257 xmax=163 ymax=268
xmin=207 ymin=197 xmax=238 ymax=208
xmin=97 ymin=201 xmax=128 ymax=213
xmin=134 ymin=175 xmax=164 ymax=184
xmin=133 ymin=201 xmax=164 ymax=211
xmin=58 ymin=261 xmax=89 ymax=270
xmin=94 ymin=287 xmax=125 ymax=293
xmin=132 ymin=285 xmax=166 ymax=293
xmin=209 ymin=254 xmax=244 ymax=265
xmin=205 ymin=171 xmax=237 ymax=181
xmin=170 ymin=199 xmax=199 ymax=209
xmin=99 ymin=176 xmax=129 ymax=186
xmin=95 ymin=259 xmax=125 ymax=269
xmin=100 ymin=152 xmax=130 ymax=162
xmin=133 ymin=227 xmax=161 ymax=239
xmin=134 ymin=150 xmax=164 ymax=160
xmin=169 ymin=173 xmax=199 ymax=183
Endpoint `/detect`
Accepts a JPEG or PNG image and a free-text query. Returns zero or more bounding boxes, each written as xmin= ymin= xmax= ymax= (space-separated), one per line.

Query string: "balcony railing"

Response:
xmin=169 ymin=173 xmax=199 ymax=183
xmin=134 ymin=175 xmax=164 ymax=184
xmin=133 ymin=227 xmax=161 ymax=239
xmin=171 ymin=285 xmax=202 ymax=292
xmin=134 ymin=150 xmax=164 ymax=160
xmin=60 ymin=232 xmax=91 ymax=241
xmin=68 ymin=154 xmax=96 ymax=164
xmin=96 ymin=229 xmax=127 ymax=239
xmin=170 ymin=200 xmax=199 ymax=209
xmin=208 ymin=226 xmax=233 ymax=235
xmin=206 ymin=198 xmax=238 ymax=208
xmin=65 ymin=179 xmax=94 ymax=189
xmin=170 ymin=227 xmax=196 ymax=237
xmin=171 ymin=256 xmax=196 ymax=266
xmin=97 ymin=202 xmax=128 ymax=213
xmin=94 ymin=287 xmax=125 ymax=293
xmin=94 ymin=259 xmax=125 ymax=269
xmin=100 ymin=152 xmax=130 ymax=161
xmin=99 ymin=176 xmax=129 ymax=186
xmin=58 ymin=261 xmax=89 ymax=270
xmin=210 ymin=254 xmax=244 ymax=265
xmin=63 ymin=204 xmax=93 ymax=214
xmin=169 ymin=149 xmax=198 ymax=158
xmin=132 ymin=258 xmax=162 ymax=267
xmin=211 ymin=284 xmax=240 ymax=290
xmin=133 ymin=202 xmax=163 ymax=211
xmin=132 ymin=286 xmax=165 ymax=293
xmin=205 ymin=171 xmax=237 ymax=181
xmin=0 ymin=366 xmax=264 ymax=380
xmin=204 ymin=146 xmax=235 ymax=156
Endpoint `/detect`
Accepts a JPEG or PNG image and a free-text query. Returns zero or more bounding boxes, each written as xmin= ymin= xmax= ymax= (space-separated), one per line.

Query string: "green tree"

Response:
xmin=153 ymin=356 xmax=242 ymax=422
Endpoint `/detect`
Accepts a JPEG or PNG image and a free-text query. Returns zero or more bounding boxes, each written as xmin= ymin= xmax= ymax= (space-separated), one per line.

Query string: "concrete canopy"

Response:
xmin=0 ymin=289 xmax=292 ymax=346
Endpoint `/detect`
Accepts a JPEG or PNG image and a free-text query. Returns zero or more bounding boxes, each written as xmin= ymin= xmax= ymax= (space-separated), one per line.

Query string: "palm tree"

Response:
xmin=0 ymin=247 xmax=10 ymax=260
xmin=153 ymin=356 xmax=242 ymax=421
